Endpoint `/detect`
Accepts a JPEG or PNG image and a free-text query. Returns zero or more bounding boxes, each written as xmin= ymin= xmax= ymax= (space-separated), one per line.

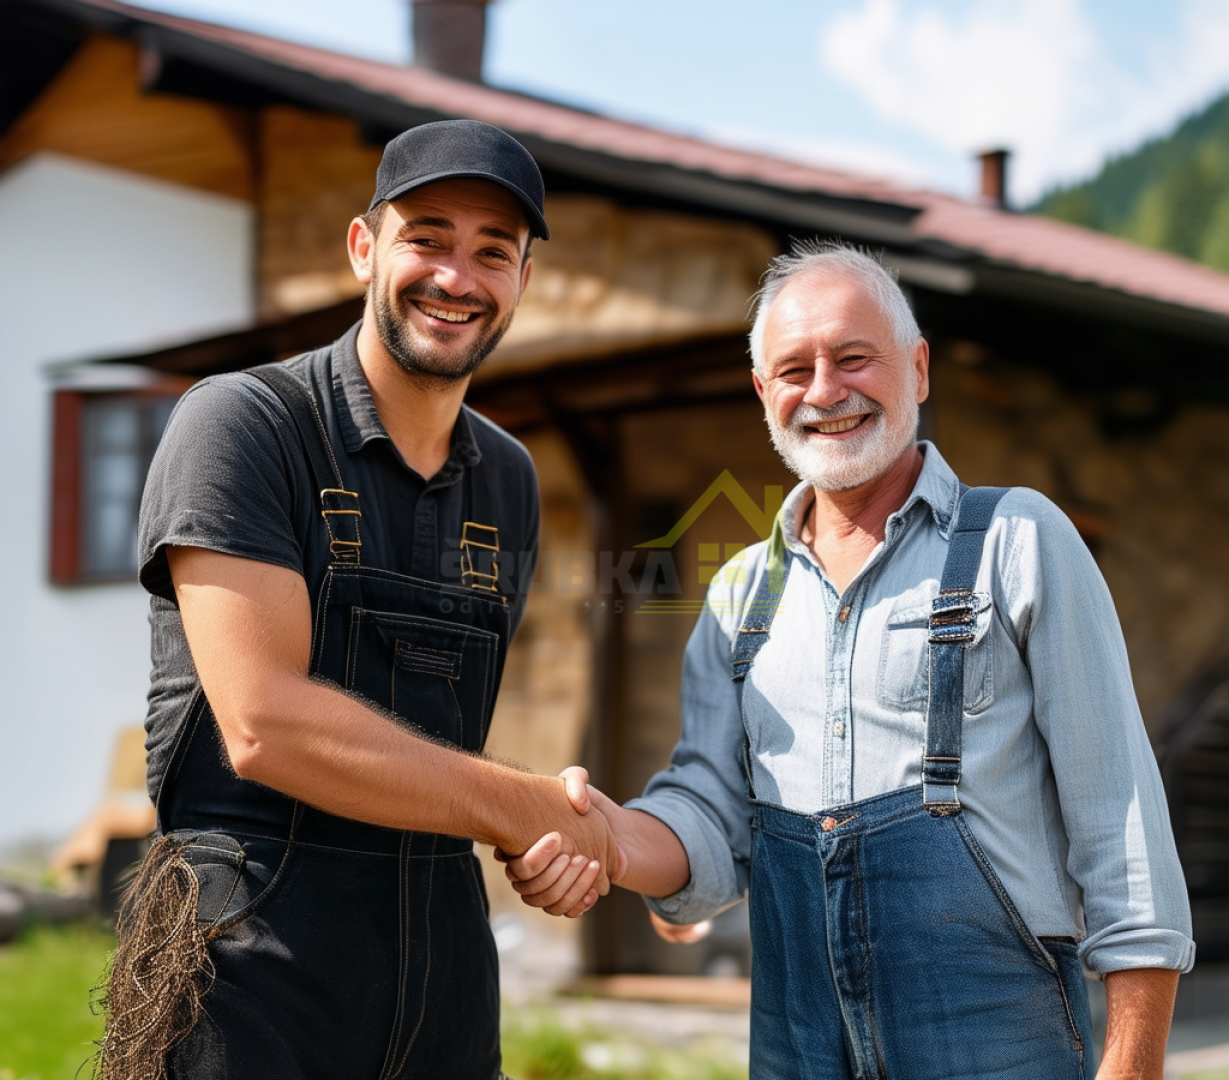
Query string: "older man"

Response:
xmin=509 ymin=241 xmax=1194 ymax=1079
xmin=102 ymin=121 xmax=621 ymax=1080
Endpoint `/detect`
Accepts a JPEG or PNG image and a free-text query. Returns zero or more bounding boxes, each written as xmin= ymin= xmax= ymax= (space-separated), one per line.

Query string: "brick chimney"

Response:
xmin=978 ymin=148 xmax=1010 ymax=209
xmin=411 ymin=0 xmax=493 ymax=82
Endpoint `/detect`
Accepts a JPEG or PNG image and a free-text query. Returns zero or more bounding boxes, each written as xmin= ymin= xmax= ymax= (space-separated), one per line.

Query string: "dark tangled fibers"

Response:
xmin=91 ymin=836 xmax=215 ymax=1080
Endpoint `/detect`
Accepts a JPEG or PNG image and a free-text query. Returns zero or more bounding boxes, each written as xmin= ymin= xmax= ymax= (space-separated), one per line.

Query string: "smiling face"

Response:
xmin=349 ymin=177 xmax=533 ymax=383
xmin=753 ymin=270 xmax=929 ymax=492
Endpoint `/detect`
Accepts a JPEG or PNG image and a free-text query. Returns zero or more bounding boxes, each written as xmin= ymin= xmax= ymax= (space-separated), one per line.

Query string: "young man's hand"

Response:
xmin=500 ymin=765 xmax=691 ymax=914
xmin=495 ymin=767 xmax=613 ymax=917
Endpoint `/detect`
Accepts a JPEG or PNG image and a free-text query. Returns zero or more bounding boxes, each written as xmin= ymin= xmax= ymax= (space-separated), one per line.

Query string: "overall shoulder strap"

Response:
xmin=730 ymin=513 xmax=790 ymax=682
xmin=247 ymin=357 xmax=363 ymax=565
xmin=922 ymin=485 xmax=1008 ymax=812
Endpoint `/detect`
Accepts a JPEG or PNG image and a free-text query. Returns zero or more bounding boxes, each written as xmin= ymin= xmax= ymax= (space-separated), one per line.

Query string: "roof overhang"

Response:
xmin=10 ymin=0 xmax=1229 ymax=375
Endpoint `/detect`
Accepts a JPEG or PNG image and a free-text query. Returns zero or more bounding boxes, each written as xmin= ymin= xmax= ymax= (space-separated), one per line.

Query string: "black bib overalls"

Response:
xmin=153 ymin=358 xmax=513 ymax=1080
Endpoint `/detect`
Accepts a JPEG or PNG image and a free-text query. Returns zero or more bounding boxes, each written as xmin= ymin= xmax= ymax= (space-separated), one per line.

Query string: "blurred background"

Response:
xmin=4 ymin=0 xmax=1229 ymax=1077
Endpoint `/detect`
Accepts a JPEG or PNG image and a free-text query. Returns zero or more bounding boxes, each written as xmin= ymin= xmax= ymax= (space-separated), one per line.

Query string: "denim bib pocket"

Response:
xmin=877 ymin=586 xmax=994 ymax=713
xmin=345 ymin=608 xmax=499 ymax=752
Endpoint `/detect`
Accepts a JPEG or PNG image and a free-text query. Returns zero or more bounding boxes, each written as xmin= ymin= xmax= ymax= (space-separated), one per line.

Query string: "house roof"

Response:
xmin=8 ymin=0 xmax=1229 ymax=343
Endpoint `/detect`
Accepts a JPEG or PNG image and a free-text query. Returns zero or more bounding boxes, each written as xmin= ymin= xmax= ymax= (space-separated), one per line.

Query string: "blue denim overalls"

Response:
xmin=152 ymin=360 xmax=512 ymax=1079
xmin=733 ymin=488 xmax=1094 ymax=1080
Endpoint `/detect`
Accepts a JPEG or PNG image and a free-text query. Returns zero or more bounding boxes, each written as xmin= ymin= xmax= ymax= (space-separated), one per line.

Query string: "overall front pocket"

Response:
xmin=877 ymin=586 xmax=995 ymax=714
xmin=345 ymin=609 xmax=499 ymax=752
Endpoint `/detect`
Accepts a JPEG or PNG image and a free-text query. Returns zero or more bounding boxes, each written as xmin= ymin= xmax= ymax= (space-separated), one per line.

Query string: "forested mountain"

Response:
xmin=1032 ymin=92 xmax=1229 ymax=271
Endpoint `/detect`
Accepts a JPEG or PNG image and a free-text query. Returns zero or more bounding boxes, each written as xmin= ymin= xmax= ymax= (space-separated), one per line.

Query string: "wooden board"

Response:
xmin=0 ymin=35 xmax=254 ymax=201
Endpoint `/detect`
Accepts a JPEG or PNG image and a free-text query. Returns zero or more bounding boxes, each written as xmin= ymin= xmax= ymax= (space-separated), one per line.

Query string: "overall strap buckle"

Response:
xmin=321 ymin=488 xmax=362 ymax=563
xmin=460 ymin=522 xmax=500 ymax=593
xmin=929 ymin=588 xmax=978 ymax=644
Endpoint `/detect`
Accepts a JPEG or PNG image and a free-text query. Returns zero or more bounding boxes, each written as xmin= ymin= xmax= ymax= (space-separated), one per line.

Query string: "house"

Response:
xmin=3 ymin=0 xmax=1229 ymax=967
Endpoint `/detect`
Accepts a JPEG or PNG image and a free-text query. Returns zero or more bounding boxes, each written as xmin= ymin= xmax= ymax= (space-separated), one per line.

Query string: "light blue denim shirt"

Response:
xmin=629 ymin=442 xmax=1195 ymax=975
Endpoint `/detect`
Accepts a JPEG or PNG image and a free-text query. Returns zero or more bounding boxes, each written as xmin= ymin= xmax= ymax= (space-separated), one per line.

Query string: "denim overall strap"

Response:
xmin=923 ymin=485 xmax=1008 ymax=813
xmin=249 ymin=362 xmax=363 ymax=566
xmin=730 ymin=512 xmax=789 ymax=683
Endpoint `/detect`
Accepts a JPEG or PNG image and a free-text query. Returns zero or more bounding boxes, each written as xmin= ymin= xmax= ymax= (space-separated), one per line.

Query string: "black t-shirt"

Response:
xmin=137 ymin=322 xmax=540 ymax=798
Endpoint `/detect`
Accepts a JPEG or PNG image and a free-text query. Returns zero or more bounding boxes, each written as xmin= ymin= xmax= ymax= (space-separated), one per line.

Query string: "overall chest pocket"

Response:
xmin=876 ymin=587 xmax=995 ymax=714
xmin=346 ymin=609 xmax=499 ymax=753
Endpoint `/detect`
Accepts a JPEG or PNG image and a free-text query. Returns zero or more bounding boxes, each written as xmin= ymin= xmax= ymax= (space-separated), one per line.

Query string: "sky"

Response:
xmin=127 ymin=0 xmax=1229 ymax=206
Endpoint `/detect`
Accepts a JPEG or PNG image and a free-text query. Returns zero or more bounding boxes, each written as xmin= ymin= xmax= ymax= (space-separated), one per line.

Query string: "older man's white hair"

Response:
xmin=748 ymin=241 xmax=921 ymax=373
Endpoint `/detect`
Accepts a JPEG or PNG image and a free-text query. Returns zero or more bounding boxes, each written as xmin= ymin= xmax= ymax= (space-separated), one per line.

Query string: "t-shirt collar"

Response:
xmin=329 ymin=320 xmax=483 ymax=470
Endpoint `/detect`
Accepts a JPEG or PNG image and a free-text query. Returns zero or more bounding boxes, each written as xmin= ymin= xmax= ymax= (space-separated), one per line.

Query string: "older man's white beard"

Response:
xmin=766 ymin=391 xmax=919 ymax=492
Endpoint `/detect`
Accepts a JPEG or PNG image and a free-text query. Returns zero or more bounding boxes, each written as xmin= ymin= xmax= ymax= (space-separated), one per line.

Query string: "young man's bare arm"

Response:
xmin=168 ymin=546 xmax=621 ymax=887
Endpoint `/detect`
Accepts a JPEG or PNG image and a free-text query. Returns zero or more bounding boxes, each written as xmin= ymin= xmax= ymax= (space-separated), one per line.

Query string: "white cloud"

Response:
xmin=819 ymin=0 xmax=1229 ymax=202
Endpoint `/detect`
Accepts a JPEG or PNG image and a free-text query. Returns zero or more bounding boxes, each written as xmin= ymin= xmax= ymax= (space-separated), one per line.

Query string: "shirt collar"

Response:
xmin=329 ymin=320 xmax=482 ymax=471
xmin=889 ymin=441 xmax=961 ymax=540
xmin=779 ymin=440 xmax=962 ymax=555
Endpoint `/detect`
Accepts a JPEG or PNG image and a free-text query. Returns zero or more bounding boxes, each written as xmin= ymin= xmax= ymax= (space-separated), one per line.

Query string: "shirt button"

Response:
xmin=833 ymin=721 xmax=846 ymax=738
xmin=837 ymin=606 xmax=851 ymax=623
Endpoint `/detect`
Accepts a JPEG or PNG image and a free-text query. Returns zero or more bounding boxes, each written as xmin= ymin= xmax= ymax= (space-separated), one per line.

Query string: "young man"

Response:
xmin=102 ymin=120 xmax=621 ymax=1080
xmin=508 ymin=243 xmax=1194 ymax=1080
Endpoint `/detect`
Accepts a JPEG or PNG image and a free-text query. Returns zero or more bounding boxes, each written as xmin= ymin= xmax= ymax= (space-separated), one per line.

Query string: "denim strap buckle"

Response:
xmin=929 ymin=589 xmax=977 ymax=644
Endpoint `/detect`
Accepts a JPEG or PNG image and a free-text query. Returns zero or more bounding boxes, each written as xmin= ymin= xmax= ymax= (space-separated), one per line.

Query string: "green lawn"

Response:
xmin=12 ymin=924 xmax=1226 ymax=1080
xmin=501 ymin=1012 xmax=746 ymax=1080
xmin=0 ymin=921 xmax=745 ymax=1080
xmin=0 ymin=922 xmax=112 ymax=1080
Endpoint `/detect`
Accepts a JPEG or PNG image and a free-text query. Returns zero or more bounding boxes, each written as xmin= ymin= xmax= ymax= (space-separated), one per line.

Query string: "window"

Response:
xmin=51 ymin=387 xmax=183 ymax=584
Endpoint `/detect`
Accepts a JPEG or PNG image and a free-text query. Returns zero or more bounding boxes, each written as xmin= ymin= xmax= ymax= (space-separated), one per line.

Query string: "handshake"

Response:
xmin=495 ymin=766 xmax=690 ymax=918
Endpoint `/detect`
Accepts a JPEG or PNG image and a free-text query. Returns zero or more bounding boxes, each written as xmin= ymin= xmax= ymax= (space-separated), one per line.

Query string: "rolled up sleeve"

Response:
xmin=627 ymin=594 xmax=755 ymax=925
xmin=1007 ymin=492 xmax=1195 ymax=973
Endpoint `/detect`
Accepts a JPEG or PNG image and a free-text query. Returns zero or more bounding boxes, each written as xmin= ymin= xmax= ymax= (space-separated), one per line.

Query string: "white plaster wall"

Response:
xmin=0 ymin=154 xmax=254 ymax=850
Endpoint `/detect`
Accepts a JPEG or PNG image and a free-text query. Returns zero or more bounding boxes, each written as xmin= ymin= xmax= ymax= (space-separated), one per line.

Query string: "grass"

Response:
xmin=2 ymin=922 xmax=746 ymax=1080
xmin=501 ymin=1012 xmax=747 ymax=1080
xmin=9 ymin=923 xmax=1224 ymax=1080
xmin=0 ymin=921 xmax=113 ymax=1080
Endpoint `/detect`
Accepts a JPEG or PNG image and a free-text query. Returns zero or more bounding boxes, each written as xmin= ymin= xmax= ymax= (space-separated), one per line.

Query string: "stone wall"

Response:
xmin=482 ymin=428 xmax=595 ymax=778
xmin=930 ymin=341 xmax=1229 ymax=731
xmin=255 ymin=108 xmax=378 ymax=317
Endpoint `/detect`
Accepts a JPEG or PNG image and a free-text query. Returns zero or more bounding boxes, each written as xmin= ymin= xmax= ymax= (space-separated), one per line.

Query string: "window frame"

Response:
xmin=49 ymin=381 xmax=190 ymax=585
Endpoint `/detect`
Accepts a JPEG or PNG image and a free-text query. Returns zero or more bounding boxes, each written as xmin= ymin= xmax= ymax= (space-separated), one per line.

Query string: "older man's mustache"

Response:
xmin=788 ymin=394 xmax=884 ymax=431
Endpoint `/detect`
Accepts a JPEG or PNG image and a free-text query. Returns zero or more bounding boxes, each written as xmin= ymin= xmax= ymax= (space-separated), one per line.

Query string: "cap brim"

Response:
xmin=370 ymin=169 xmax=550 ymax=240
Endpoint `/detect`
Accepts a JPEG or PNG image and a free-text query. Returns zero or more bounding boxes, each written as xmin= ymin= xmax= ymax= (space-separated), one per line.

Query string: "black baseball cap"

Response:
xmin=368 ymin=119 xmax=550 ymax=240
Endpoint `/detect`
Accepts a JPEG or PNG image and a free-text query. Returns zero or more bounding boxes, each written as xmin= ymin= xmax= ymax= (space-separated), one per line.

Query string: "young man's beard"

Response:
xmin=372 ymin=272 xmax=515 ymax=383
xmin=766 ymin=382 xmax=919 ymax=492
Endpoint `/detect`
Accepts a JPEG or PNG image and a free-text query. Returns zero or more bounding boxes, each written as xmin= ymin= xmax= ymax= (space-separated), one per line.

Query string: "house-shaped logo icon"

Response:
xmin=634 ymin=470 xmax=784 ymax=612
